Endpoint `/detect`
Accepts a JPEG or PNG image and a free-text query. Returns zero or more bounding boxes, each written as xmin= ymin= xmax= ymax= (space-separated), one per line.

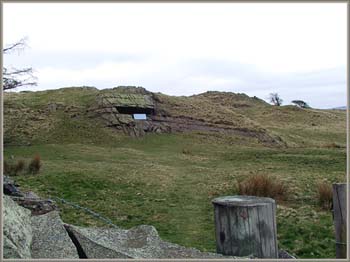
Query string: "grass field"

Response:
xmin=3 ymin=87 xmax=346 ymax=258
xmin=4 ymin=132 xmax=345 ymax=258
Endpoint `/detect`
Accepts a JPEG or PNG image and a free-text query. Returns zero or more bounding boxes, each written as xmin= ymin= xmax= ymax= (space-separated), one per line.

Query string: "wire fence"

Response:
xmin=52 ymin=196 xmax=119 ymax=229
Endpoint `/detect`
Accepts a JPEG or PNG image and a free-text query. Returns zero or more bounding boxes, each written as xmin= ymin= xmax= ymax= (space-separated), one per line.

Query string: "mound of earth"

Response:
xmin=3 ymin=86 xmax=346 ymax=148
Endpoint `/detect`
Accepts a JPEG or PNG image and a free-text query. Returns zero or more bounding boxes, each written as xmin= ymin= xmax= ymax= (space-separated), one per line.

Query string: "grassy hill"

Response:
xmin=3 ymin=86 xmax=346 ymax=258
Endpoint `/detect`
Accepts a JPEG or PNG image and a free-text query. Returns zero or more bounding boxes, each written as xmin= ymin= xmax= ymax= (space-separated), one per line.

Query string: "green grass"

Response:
xmin=4 ymin=86 xmax=98 ymax=109
xmin=4 ymin=133 xmax=345 ymax=258
xmin=3 ymin=87 xmax=346 ymax=258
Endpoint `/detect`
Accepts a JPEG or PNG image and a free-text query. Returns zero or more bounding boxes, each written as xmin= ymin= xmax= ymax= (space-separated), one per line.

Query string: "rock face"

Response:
xmin=3 ymin=195 xmax=32 ymax=259
xmin=89 ymin=88 xmax=171 ymax=137
xmin=65 ymin=224 xmax=234 ymax=259
xmin=279 ymin=249 xmax=296 ymax=259
xmin=4 ymin=175 xmax=23 ymax=197
xmin=84 ymin=87 xmax=286 ymax=146
xmin=12 ymin=196 xmax=58 ymax=216
xmin=47 ymin=102 xmax=65 ymax=112
xmin=31 ymin=211 xmax=79 ymax=259
xmin=4 ymin=176 xmax=58 ymax=215
xmin=3 ymin=195 xmax=77 ymax=259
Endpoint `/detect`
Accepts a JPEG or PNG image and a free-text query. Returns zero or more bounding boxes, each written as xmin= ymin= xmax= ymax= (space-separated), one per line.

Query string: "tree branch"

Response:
xmin=3 ymin=37 xmax=28 ymax=54
xmin=2 ymin=37 xmax=37 ymax=90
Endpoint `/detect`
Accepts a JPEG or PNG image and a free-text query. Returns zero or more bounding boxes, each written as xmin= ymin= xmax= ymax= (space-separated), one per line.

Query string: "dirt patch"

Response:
xmin=150 ymin=115 xmax=285 ymax=147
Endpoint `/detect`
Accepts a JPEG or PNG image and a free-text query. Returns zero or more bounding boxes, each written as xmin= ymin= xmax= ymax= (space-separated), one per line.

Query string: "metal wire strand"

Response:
xmin=51 ymin=196 xmax=119 ymax=229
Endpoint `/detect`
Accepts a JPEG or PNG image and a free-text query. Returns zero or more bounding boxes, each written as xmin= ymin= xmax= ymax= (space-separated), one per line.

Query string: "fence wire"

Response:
xmin=52 ymin=196 xmax=119 ymax=229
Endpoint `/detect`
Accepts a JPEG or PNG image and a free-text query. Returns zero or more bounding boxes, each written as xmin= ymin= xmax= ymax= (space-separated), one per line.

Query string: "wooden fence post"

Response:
xmin=212 ymin=195 xmax=278 ymax=258
xmin=332 ymin=183 xmax=347 ymax=258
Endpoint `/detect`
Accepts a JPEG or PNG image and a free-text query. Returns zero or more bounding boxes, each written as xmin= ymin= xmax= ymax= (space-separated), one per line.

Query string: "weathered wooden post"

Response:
xmin=212 ymin=196 xmax=278 ymax=258
xmin=332 ymin=183 xmax=347 ymax=258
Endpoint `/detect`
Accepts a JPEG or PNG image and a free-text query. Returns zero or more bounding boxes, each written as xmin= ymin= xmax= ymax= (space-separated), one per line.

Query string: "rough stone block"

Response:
xmin=31 ymin=211 xmax=79 ymax=258
xmin=65 ymin=224 xmax=234 ymax=259
xmin=3 ymin=195 xmax=32 ymax=259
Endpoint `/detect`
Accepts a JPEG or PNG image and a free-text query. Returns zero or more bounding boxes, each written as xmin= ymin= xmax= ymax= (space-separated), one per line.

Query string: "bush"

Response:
xmin=237 ymin=174 xmax=288 ymax=201
xmin=28 ymin=155 xmax=41 ymax=174
xmin=317 ymin=181 xmax=333 ymax=210
xmin=324 ymin=142 xmax=343 ymax=149
xmin=4 ymin=159 xmax=25 ymax=176
xmin=14 ymin=160 xmax=25 ymax=175
xmin=4 ymin=160 xmax=11 ymax=175
xmin=182 ymin=148 xmax=192 ymax=155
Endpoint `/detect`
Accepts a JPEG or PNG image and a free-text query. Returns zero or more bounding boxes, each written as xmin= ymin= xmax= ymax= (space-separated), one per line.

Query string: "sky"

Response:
xmin=3 ymin=3 xmax=347 ymax=109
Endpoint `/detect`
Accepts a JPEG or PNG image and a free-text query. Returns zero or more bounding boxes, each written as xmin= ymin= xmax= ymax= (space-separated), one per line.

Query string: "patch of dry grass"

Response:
xmin=28 ymin=155 xmax=42 ymax=174
xmin=237 ymin=174 xmax=288 ymax=201
xmin=323 ymin=142 xmax=344 ymax=149
xmin=317 ymin=181 xmax=333 ymax=210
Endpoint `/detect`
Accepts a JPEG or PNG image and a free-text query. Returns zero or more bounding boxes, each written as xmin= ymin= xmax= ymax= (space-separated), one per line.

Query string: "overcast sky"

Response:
xmin=3 ymin=3 xmax=347 ymax=109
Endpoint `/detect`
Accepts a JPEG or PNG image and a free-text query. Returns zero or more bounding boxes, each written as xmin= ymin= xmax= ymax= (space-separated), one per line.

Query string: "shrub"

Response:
xmin=4 ymin=160 xmax=10 ymax=175
xmin=28 ymin=155 xmax=41 ymax=174
xmin=237 ymin=174 xmax=288 ymax=201
xmin=324 ymin=142 xmax=343 ymax=149
xmin=317 ymin=181 xmax=333 ymax=210
xmin=182 ymin=148 xmax=192 ymax=155
xmin=14 ymin=160 xmax=26 ymax=175
xmin=3 ymin=159 xmax=21 ymax=176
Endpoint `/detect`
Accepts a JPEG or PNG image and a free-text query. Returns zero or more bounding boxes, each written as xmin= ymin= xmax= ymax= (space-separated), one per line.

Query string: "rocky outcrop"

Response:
xmin=12 ymin=195 xmax=58 ymax=216
xmin=65 ymin=224 xmax=235 ymax=259
xmin=47 ymin=102 xmax=65 ymax=112
xmin=4 ymin=194 xmax=233 ymax=259
xmin=3 ymin=195 xmax=32 ymax=259
xmin=65 ymin=222 xmax=296 ymax=259
xmin=88 ymin=89 xmax=171 ymax=137
xmin=31 ymin=211 xmax=78 ymax=258
xmin=85 ymin=87 xmax=286 ymax=146
xmin=279 ymin=249 xmax=297 ymax=259
xmin=4 ymin=176 xmax=23 ymax=197
xmin=3 ymin=195 xmax=78 ymax=259
xmin=4 ymin=176 xmax=57 ymax=215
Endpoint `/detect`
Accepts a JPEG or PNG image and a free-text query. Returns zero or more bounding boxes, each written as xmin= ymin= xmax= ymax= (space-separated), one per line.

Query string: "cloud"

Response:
xmin=4 ymin=50 xmax=149 ymax=70
xmin=3 ymin=3 xmax=346 ymax=108
xmin=4 ymin=3 xmax=346 ymax=72
xmin=25 ymin=57 xmax=346 ymax=109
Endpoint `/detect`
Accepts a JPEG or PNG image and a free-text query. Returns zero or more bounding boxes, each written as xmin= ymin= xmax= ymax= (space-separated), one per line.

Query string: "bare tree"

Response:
xmin=269 ymin=93 xmax=283 ymax=106
xmin=3 ymin=38 xmax=37 ymax=91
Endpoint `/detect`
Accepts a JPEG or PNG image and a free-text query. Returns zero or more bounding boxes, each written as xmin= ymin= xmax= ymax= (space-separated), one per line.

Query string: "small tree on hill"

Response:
xmin=291 ymin=100 xmax=310 ymax=109
xmin=3 ymin=37 xmax=37 ymax=91
xmin=269 ymin=93 xmax=283 ymax=106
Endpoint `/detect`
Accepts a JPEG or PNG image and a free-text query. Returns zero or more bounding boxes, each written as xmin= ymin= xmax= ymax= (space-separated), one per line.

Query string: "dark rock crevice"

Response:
xmin=116 ymin=106 xmax=154 ymax=115
xmin=64 ymin=225 xmax=88 ymax=259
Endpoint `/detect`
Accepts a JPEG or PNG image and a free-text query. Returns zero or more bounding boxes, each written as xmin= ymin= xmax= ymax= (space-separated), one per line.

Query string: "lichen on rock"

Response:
xmin=3 ymin=195 xmax=32 ymax=259
xmin=31 ymin=211 xmax=79 ymax=258
xmin=65 ymin=224 xmax=234 ymax=259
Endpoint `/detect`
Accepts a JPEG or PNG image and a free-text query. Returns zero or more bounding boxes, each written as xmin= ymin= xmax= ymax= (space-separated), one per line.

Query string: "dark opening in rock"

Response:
xmin=64 ymin=225 xmax=88 ymax=259
xmin=116 ymin=106 xmax=154 ymax=115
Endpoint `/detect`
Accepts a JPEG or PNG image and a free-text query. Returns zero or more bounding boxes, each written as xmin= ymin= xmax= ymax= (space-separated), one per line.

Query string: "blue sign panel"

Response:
xmin=133 ymin=114 xmax=147 ymax=120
